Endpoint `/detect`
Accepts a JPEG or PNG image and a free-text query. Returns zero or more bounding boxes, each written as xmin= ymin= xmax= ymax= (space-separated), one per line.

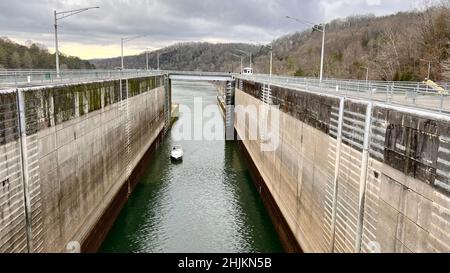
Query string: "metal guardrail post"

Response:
xmin=413 ymin=83 xmax=419 ymax=106
xmin=385 ymin=85 xmax=389 ymax=103
xmin=391 ymin=83 xmax=394 ymax=101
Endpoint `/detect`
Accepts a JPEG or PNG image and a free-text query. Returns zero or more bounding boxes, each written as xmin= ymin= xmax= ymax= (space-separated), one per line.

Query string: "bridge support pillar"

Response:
xmin=225 ymin=80 xmax=236 ymax=140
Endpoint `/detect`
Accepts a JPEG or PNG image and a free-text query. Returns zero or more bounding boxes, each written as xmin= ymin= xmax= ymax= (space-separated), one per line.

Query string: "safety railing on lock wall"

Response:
xmin=162 ymin=70 xmax=232 ymax=76
xmin=3 ymin=69 xmax=449 ymax=113
xmin=0 ymin=69 xmax=166 ymax=90
xmin=235 ymin=73 xmax=450 ymax=114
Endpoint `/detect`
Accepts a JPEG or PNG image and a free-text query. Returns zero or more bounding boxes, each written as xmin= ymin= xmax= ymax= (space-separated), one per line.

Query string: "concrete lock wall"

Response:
xmin=0 ymin=75 xmax=166 ymax=252
xmin=234 ymin=78 xmax=450 ymax=253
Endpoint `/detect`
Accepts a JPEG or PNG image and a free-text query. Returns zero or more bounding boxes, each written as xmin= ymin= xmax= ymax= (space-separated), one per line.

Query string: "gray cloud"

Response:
xmin=0 ymin=0 xmax=418 ymax=56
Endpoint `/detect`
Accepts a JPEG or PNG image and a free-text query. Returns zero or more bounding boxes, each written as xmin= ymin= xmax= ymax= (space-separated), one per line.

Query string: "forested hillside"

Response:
xmin=90 ymin=42 xmax=260 ymax=72
xmin=252 ymin=5 xmax=450 ymax=81
xmin=0 ymin=37 xmax=95 ymax=70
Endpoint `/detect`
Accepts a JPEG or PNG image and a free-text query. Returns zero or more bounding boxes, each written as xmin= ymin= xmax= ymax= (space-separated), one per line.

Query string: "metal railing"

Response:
xmin=2 ymin=69 xmax=449 ymax=113
xmin=163 ymin=70 xmax=232 ymax=76
xmin=235 ymin=73 xmax=450 ymax=113
xmin=0 ymin=69 xmax=166 ymax=90
xmin=0 ymin=69 xmax=233 ymax=90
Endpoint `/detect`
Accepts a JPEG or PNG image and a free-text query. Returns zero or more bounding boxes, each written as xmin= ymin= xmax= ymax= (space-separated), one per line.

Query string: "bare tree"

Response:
xmin=10 ymin=51 xmax=21 ymax=68
xmin=22 ymin=51 xmax=33 ymax=69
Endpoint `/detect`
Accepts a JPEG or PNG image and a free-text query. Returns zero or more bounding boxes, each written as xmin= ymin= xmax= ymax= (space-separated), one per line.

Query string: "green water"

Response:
xmin=99 ymin=81 xmax=283 ymax=253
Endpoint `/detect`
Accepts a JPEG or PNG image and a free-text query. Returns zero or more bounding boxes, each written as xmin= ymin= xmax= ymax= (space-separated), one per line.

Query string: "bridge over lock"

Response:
xmin=0 ymin=69 xmax=449 ymax=253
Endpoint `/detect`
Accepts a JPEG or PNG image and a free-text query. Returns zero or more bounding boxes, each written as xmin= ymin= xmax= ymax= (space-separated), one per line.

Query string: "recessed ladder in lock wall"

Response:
xmin=164 ymin=76 xmax=170 ymax=134
xmin=225 ymin=81 xmax=235 ymax=130
xmin=261 ymin=83 xmax=272 ymax=105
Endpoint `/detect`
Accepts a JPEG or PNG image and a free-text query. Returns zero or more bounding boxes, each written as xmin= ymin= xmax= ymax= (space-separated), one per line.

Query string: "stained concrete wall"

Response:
xmin=0 ymin=92 xmax=26 ymax=252
xmin=0 ymin=75 xmax=166 ymax=252
xmin=235 ymin=78 xmax=450 ymax=253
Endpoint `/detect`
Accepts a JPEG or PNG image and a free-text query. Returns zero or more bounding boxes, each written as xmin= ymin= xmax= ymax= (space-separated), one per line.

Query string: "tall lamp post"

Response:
xmin=361 ymin=66 xmax=369 ymax=83
xmin=250 ymin=40 xmax=273 ymax=79
xmin=157 ymin=52 xmax=160 ymax=71
xmin=286 ymin=15 xmax=326 ymax=82
xmin=231 ymin=53 xmax=243 ymax=73
xmin=420 ymin=58 xmax=433 ymax=93
xmin=237 ymin=49 xmax=252 ymax=69
xmin=146 ymin=47 xmax=151 ymax=71
xmin=420 ymin=58 xmax=432 ymax=80
xmin=121 ymin=35 xmax=146 ymax=70
xmin=54 ymin=6 xmax=100 ymax=78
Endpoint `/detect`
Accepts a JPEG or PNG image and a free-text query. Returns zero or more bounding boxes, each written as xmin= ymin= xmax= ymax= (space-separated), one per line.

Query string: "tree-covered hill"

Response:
xmin=0 ymin=37 xmax=95 ymax=70
xmin=252 ymin=5 xmax=450 ymax=81
xmin=90 ymin=42 xmax=260 ymax=72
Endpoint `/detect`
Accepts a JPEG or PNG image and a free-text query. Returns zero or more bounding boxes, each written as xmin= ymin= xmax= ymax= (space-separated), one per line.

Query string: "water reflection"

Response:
xmin=100 ymin=81 xmax=282 ymax=253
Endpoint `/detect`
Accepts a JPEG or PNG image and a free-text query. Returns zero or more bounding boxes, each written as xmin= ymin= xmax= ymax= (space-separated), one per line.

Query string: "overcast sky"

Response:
xmin=0 ymin=0 xmax=428 ymax=59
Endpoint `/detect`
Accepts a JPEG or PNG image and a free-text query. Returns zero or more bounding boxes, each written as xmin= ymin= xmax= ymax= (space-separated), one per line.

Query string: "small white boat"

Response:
xmin=170 ymin=145 xmax=183 ymax=161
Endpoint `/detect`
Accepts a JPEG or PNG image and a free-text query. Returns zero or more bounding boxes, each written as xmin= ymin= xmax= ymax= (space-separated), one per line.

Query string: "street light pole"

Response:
xmin=54 ymin=6 xmax=100 ymax=78
xmin=54 ymin=10 xmax=59 ymax=77
xmin=286 ymin=15 xmax=326 ymax=82
xmin=146 ymin=48 xmax=149 ymax=71
xmin=269 ymin=47 xmax=273 ymax=80
xmin=319 ymin=24 xmax=325 ymax=82
xmin=237 ymin=49 xmax=252 ymax=70
xmin=231 ymin=53 xmax=244 ymax=73
xmin=241 ymin=56 xmax=243 ymax=73
xmin=361 ymin=66 xmax=369 ymax=83
xmin=250 ymin=40 xmax=273 ymax=79
xmin=366 ymin=67 xmax=369 ymax=83
xmin=157 ymin=52 xmax=160 ymax=71
xmin=121 ymin=35 xmax=146 ymax=70
xmin=420 ymin=58 xmax=432 ymax=80
xmin=121 ymin=38 xmax=124 ymax=70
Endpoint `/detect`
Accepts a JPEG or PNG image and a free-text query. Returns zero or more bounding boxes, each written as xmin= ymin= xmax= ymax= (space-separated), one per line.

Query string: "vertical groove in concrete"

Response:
xmin=163 ymin=76 xmax=171 ymax=134
xmin=355 ymin=102 xmax=373 ymax=253
xmin=16 ymin=89 xmax=32 ymax=252
xmin=330 ymin=97 xmax=345 ymax=252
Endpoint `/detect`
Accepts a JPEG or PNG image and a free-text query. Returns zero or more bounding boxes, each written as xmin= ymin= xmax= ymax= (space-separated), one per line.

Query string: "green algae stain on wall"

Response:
xmin=19 ymin=75 xmax=165 ymax=136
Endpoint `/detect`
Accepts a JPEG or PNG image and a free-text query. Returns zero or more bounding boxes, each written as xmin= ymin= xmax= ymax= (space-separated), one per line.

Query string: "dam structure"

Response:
xmin=0 ymin=69 xmax=449 ymax=253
